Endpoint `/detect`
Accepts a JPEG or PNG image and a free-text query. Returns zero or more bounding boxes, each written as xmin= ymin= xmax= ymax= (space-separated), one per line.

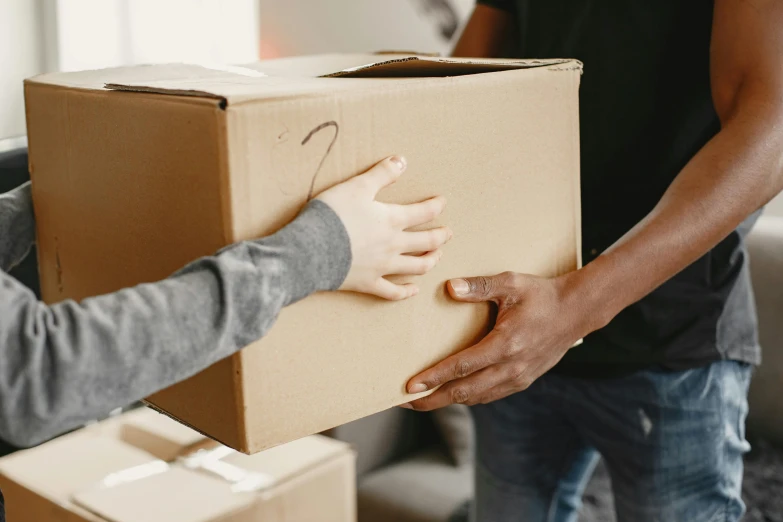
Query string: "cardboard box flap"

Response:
xmin=73 ymin=467 xmax=255 ymax=522
xmin=27 ymin=63 xmax=356 ymax=107
xmin=0 ymin=435 xmax=159 ymax=502
xmin=321 ymin=55 xmax=581 ymax=78
xmin=98 ymin=54 xmax=581 ymax=106
xmin=103 ymin=73 xmax=347 ymax=105
xmin=119 ymin=408 xmax=217 ymax=461
xmin=235 ymin=53 xmax=580 ymax=79
xmin=71 ymin=436 xmax=352 ymax=522
xmin=221 ymin=436 xmax=351 ymax=486
xmin=28 ymin=63 xmax=258 ymax=92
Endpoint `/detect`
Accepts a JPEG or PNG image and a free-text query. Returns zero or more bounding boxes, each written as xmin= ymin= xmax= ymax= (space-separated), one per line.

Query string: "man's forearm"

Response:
xmin=451 ymin=4 xmax=514 ymax=58
xmin=572 ymin=103 xmax=783 ymax=330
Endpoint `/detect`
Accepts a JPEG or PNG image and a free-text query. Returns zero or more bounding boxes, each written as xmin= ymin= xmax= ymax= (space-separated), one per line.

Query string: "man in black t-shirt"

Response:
xmin=403 ymin=1 xmax=783 ymax=520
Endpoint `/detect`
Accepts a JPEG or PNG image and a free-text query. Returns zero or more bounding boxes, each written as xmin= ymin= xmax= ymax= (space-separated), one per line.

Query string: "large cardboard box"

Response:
xmin=24 ymin=54 xmax=582 ymax=453
xmin=0 ymin=408 xmax=356 ymax=522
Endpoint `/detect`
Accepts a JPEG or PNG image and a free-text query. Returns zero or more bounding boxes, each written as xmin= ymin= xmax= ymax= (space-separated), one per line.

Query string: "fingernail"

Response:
xmin=408 ymin=383 xmax=428 ymax=393
xmin=390 ymin=156 xmax=407 ymax=172
xmin=450 ymin=279 xmax=469 ymax=296
xmin=400 ymin=403 xmax=414 ymax=409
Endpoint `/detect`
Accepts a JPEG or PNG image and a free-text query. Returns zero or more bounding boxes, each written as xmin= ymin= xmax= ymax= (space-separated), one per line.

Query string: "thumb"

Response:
xmin=358 ymin=156 xmax=407 ymax=194
xmin=447 ymin=274 xmax=513 ymax=303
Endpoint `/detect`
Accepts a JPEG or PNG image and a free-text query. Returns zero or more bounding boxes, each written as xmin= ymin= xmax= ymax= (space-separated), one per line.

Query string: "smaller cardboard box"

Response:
xmin=115 ymin=409 xmax=219 ymax=461
xmin=0 ymin=408 xmax=356 ymax=522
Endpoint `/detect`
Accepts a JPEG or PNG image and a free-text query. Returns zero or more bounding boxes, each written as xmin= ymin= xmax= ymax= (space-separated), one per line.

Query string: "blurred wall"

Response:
xmin=0 ymin=0 xmax=47 ymax=141
xmin=260 ymin=0 xmax=475 ymax=58
xmin=0 ymin=0 xmax=259 ymax=141
xmin=768 ymin=195 xmax=783 ymax=217
xmin=56 ymin=0 xmax=260 ymax=72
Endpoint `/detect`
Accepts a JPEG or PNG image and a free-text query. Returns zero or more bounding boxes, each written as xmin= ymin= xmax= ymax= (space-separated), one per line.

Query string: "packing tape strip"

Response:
xmin=179 ymin=446 xmax=276 ymax=494
xmin=98 ymin=460 xmax=170 ymax=489
xmin=88 ymin=445 xmax=274 ymax=495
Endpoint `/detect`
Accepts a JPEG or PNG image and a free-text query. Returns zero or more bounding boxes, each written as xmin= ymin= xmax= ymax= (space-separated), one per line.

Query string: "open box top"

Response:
xmin=28 ymin=54 xmax=582 ymax=107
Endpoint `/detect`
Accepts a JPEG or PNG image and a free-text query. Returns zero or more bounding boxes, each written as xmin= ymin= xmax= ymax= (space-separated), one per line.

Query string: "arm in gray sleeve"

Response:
xmin=0 ymin=182 xmax=36 ymax=272
xmin=0 ymin=199 xmax=351 ymax=448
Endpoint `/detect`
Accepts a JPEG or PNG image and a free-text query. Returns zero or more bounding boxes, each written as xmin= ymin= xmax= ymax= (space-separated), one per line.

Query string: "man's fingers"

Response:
xmin=358 ymin=156 xmax=407 ymax=193
xmin=477 ymin=382 xmax=523 ymax=406
xmin=373 ymin=279 xmax=419 ymax=301
xmin=393 ymin=196 xmax=446 ymax=229
xmin=400 ymin=227 xmax=453 ymax=254
xmin=407 ymin=364 xmax=509 ymax=411
xmin=447 ymin=272 xmax=520 ymax=303
xmin=389 ymin=250 xmax=443 ymax=276
xmin=406 ymin=332 xmax=503 ymax=393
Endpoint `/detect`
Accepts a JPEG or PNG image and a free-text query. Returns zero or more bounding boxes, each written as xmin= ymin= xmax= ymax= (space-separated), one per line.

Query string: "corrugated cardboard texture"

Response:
xmin=221 ymin=434 xmax=351 ymax=484
xmin=72 ymin=468 xmax=257 ymax=522
xmin=72 ymin=452 xmax=357 ymax=522
xmin=248 ymin=454 xmax=357 ymax=522
xmin=0 ymin=433 xmax=159 ymax=522
xmin=24 ymin=81 xmax=246 ymax=447
xmin=118 ymin=410 xmax=218 ymax=461
xmin=0 ymin=410 xmax=356 ymax=522
xmin=0 ymin=477 xmax=104 ymax=522
xmin=26 ymin=54 xmax=582 ymax=453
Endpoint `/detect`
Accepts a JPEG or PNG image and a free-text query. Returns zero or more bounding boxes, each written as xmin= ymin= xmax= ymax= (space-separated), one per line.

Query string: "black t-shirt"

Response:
xmin=478 ymin=0 xmax=760 ymax=376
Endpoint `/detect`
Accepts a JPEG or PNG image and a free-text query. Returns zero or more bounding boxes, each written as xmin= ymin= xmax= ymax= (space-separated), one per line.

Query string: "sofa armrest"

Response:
xmin=747 ymin=215 xmax=783 ymax=444
xmin=327 ymin=409 xmax=439 ymax=478
xmin=357 ymin=449 xmax=473 ymax=522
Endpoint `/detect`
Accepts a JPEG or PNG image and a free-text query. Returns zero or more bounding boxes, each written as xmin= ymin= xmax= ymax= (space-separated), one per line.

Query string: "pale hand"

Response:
xmin=317 ymin=156 xmax=452 ymax=301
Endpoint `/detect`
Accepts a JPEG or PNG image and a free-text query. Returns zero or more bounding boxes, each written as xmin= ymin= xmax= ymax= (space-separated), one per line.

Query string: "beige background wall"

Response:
xmin=0 ymin=0 xmax=259 ymax=142
xmin=259 ymin=0 xmax=475 ymax=58
xmin=0 ymin=0 xmax=47 ymax=141
xmin=767 ymin=194 xmax=783 ymax=217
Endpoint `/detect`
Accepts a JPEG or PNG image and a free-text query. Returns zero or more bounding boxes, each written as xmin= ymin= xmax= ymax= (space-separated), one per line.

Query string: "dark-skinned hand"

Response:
xmin=402 ymin=272 xmax=598 ymax=410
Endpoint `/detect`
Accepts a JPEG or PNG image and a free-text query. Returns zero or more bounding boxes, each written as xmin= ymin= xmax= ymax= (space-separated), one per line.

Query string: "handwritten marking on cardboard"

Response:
xmin=301 ymin=121 xmax=339 ymax=201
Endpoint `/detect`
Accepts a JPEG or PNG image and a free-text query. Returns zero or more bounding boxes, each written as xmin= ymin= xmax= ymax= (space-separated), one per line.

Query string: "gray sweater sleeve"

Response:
xmin=0 ymin=182 xmax=36 ymax=272
xmin=0 ymin=194 xmax=351 ymax=448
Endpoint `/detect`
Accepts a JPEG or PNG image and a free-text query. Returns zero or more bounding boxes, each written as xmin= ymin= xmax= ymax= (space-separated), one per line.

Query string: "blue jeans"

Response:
xmin=472 ymin=361 xmax=752 ymax=522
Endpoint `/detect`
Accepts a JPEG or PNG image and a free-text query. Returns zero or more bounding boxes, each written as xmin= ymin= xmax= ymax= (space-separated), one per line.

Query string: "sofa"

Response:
xmin=330 ymin=212 xmax=783 ymax=522
xmin=327 ymin=406 xmax=473 ymax=522
xmin=746 ymin=215 xmax=783 ymax=445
